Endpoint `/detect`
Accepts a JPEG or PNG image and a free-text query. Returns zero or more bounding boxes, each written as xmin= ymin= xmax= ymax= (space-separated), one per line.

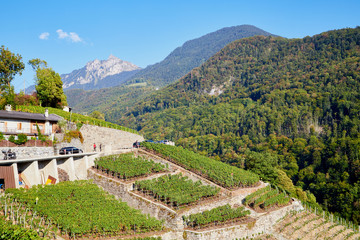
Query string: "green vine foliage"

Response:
xmin=0 ymin=216 xmax=40 ymax=240
xmin=64 ymin=130 xmax=84 ymax=143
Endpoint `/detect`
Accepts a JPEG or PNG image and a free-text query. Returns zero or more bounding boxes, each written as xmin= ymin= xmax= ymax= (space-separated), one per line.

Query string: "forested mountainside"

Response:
xmin=65 ymin=84 xmax=154 ymax=117
xmin=127 ymin=24 xmax=275 ymax=87
xmin=66 ymin=25 xmax=275 ymax=116
xmin=120 ymin=27 xmax=360 ymax=223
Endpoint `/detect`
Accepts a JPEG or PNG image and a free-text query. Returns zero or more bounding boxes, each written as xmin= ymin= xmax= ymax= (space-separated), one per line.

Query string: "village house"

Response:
xmin=0 ymin=105 xmax=61 ymax=140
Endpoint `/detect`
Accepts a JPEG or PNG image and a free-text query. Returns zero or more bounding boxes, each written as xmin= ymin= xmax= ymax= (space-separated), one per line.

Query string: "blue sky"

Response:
xmin=2 ymin=0 xmax=359 ymax=92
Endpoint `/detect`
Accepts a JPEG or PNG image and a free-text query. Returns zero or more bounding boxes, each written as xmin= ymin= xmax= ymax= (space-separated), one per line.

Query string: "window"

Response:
xmin=17 ymin=123 xmax=22 ymax=130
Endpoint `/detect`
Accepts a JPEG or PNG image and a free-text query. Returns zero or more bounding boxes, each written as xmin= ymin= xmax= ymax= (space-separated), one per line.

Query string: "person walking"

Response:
xmin=93 ymin=143 xmax=97 ymax=152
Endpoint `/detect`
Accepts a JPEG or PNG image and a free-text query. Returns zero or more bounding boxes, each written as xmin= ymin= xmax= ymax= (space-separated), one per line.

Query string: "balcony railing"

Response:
xmin=0 ymin=128 xmax=52 ymax=136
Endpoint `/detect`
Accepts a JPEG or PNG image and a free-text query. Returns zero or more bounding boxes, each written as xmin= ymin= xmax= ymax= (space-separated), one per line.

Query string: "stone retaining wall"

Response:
xmin=88 ymin=169 xmax=181 ymax=230
xmin=81 ymin=124 xmax=144 ymax=153
xmin=0 ymin=146 xmax=55 ymax=159
xmin=183 ymin=201 xmax=302 ymax=240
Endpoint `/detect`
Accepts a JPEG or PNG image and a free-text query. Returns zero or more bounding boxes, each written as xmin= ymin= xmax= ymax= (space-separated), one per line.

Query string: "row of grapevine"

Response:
xmin=141 ymin=142 xmax=259 ymax=189
xmin=134 ymin=174 xmax=220 ymax=208
xmin=243 ymin=185 xmax=271 ymax=205
xmin=244 ymin=185 xmax=290 ymax=210
xmin=0 ymin=215 xmax=41 ymax=239
xmin=5 ymin=180 xmax=164 ymax=238
xmin=94 ymin=153 xmax=166 ymax=180
xmin=128 ymin=237 xmax=162 ymax=240
xmin=182 ymin=204 xmax=251 ymax=229
xmin=16 ymin=105 xmax=139 ymax=134
xmin=0 ymin=193 xmax=56 ymax=238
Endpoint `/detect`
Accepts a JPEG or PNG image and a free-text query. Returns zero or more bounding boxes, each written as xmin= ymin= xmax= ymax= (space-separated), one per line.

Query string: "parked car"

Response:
xmin=59 ymin=147 xmax=83 ymax=155
xmin=133 ymin=141 xmax=140 ymax=148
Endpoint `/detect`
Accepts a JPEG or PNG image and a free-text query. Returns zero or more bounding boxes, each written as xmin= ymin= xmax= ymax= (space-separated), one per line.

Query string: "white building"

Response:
xmin=0 ymin=106 xmax=62 ymax=139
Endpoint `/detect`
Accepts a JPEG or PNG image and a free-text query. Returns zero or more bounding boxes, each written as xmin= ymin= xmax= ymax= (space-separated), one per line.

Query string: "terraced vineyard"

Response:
xmin=275 ymin=210 xmax=360 ymax=240
xmin=134 ymin=173 xmax=220 ymax=208
xmin=243 ymin=185 xmax=291 ymax=211
xmin=182 ymin=204 xmax=251 ymax=229
xmin=94 ymin=153 xmax=166 ymax=180
xmin=4 ymin=181 xmax=164 ymax=239
xmin=141 ymin=142 xmax=259 ymax=189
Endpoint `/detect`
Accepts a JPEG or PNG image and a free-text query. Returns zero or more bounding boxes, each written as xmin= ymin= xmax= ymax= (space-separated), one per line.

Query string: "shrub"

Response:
xmin=64 ymin=130 xmax=84 ymax=143
xmin=7 ymin=134 xmax=28 ymax=145
xmin=16 ymin=133 xmax=28 ymax=145
xmin=8 ymin=135 xmax=15 ymax=144
xmin=0 ymin=132 xmax=4 ymax=141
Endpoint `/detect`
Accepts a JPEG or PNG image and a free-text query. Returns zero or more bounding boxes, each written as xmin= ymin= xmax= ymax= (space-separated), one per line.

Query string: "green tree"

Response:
xmin=89 ymin=110 xmax=105 ymax=120
xmin=0 ymin=46 xmax=25 ymax=91
xmin=29 ymin=59 xmax=67 ymax=108
xmin=28 ymin=58 xmax=47 ymax=70
xmin=0 ymin=46 xmax=25 ymax=106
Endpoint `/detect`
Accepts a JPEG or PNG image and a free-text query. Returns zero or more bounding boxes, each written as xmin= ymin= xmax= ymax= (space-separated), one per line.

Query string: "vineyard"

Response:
xmin=94 ymin=153 xmax=166 ymax=180
xmin=4 ymin=180 xmax=163 ymax=239
xmin=243 ymin=185 xmax=291 ymax=211
xmin=16 ymin=105 xmax=138 ymax=134
xmin=0 ymin=215 xmax=41 ymax=240
xmin=134 ymin=174 xmax=220 ymax=208
xmin=182 ymin=204 xmax=251 ymax=229
xmin=275 ymin=210 xmax=360 ymax=240
xmin=141 ymin=142 xmax=259 ymax=189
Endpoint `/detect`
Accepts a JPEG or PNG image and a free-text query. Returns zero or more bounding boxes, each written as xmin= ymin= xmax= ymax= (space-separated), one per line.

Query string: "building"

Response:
xmin=0 ymin=105 xmax=62 ymax=139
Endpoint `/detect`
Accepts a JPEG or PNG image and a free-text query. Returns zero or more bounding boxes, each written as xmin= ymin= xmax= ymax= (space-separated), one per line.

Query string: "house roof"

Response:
xmin=0 ymin=110 xmax=62 ymax=122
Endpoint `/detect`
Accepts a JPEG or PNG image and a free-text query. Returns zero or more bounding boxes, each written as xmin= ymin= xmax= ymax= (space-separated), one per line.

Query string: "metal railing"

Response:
xmin=1 ymin=127 xmax=51 ymax=136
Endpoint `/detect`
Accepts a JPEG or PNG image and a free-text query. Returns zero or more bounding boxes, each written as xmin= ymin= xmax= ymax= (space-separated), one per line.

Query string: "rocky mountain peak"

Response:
xmin=60 ymin=55 xmax=141 ymax=90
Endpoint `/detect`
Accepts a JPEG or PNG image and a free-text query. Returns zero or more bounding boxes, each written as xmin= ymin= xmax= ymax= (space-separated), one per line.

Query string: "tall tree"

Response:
xmin=29 ymin=58 xmax=67 ymax=108
xmin=0 ymin=46 xmax=25 ymax=106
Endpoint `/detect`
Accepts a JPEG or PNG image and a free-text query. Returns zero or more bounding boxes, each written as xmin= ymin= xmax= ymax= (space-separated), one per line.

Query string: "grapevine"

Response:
xmin=95 ymin=153 xmax=166 ymax=180
xmin=5 ymin=180 xmax=164 ymax=238
xmin=183 ymin=204 xmax=251 ymax=229
xmin=135 ymin=174 xmax=220 ymax=208
xmin=141 ymin=142 xmax=259 ymax=189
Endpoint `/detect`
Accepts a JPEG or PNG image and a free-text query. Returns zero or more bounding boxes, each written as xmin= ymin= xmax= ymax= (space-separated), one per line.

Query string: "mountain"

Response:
xmin=66 ymin=25 xmax=276 ymax=117
xmin=127 ymin=25 xmax=275 ymax=87
xmin=119 ymin=27 xmax=360 ymax=223
xmin=61 ymin=55 xmax=141 ymax=90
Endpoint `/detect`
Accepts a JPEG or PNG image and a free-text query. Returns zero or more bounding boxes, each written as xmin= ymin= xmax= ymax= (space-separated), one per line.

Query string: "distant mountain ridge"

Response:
xmin=65 ymin=25 xmax=277 ymax=118
xmin=61 ymin=55 xmax=141 ymax=90
xmin=127 ymin=25 xmax=276 ymax=87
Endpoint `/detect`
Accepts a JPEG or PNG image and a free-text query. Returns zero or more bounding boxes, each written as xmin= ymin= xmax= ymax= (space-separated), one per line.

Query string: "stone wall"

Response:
xmin=80 ymin=124 xmax=144 ymax=153
xmin=183 ymin=201 xmax=302 ymax=240
xmin=0 ymin=146 xmax=55 ymax=160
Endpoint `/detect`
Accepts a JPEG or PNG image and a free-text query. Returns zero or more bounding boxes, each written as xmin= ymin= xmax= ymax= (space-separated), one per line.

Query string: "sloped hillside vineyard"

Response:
xmin=6 ymin=181 xmax=163 ymax=238
xmin=134 ymin=174 xmax=220 ymax=207
xmin=95 ymin=153 xmax=166 ymax=179
xmin=142 ymin=142 xmax=259 ymax=188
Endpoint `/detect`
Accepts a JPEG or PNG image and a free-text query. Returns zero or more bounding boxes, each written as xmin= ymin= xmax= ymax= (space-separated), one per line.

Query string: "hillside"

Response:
xmin=127 ymin=24 xmax=275 ymax=87
xmin=66 ymin=25 xmax=275 ymax=117
xmin=119 ymin=27 xmax=360 ymax=224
